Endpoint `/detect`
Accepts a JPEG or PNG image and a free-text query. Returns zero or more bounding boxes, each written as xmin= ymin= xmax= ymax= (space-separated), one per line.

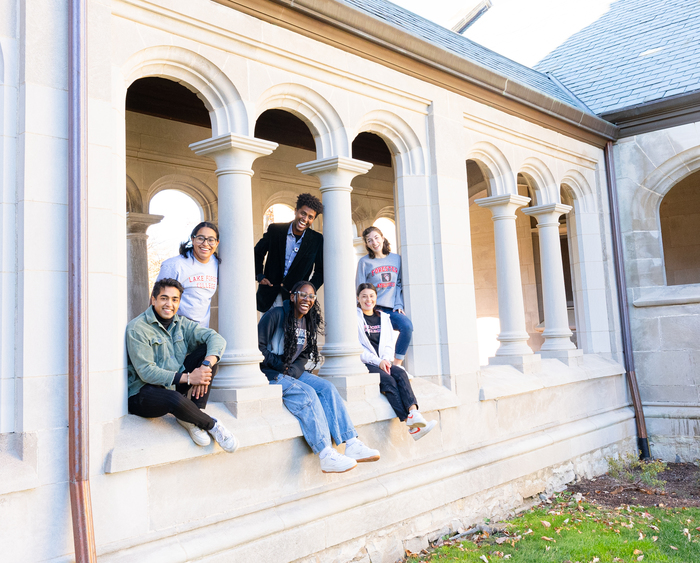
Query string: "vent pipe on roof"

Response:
xmin=450 ymin=0 xmax=492 ymax=34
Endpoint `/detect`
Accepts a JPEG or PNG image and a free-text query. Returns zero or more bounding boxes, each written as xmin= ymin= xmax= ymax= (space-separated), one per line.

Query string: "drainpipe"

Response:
xmin=69 ymin=0 xmax=97 ymax=560
xmin=603 ymin=141 xmax=651 ymax=460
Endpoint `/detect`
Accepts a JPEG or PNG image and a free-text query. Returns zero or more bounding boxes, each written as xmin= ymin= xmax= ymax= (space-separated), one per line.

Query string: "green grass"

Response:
xmin=407 ymin=493 xmax=700 ymax=563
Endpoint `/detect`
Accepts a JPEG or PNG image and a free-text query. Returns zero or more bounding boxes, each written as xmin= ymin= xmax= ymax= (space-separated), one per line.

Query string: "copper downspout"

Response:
xmin=603 ymin=141 xmax=651 ymax=460
xmin=69 ymin=0 xmax=97 ymax=560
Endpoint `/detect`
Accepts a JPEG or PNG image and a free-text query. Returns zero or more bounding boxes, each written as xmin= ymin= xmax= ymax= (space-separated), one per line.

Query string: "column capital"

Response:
xmin=474 ymin=194 xmax=530 ymax=218
xmin=189 ymin=133 xmax=278 ymax=170
xmin=522 ymin=203 xmax=572 ymax=223
xmin=126 ymin=212 xmax=163 ymax=235
xmin=297 ymin=156 xmax=373 ymax=191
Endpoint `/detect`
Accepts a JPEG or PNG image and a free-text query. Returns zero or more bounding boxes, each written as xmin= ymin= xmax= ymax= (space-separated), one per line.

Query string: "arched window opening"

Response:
xmin=352 ymin=132 xmax=393 ymax=168
xmin=255 ymin=109 xmax=315 ymax=151
xmin=126 ymin=77 xmax=211 ymax=128
xmin=467 ymin=158 xmax=499 ymax=364
xmin=264 ymin=203 xmax=295 ymax=232
xmin=660 ymin=169 xmax=700 ymax=286
xmin=147 ymin=190 xmax=203 ymax=290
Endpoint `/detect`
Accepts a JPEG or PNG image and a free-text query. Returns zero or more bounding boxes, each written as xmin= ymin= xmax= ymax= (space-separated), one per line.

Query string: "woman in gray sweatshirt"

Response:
xmin=355 ymin=226 xmax=413 ymax=367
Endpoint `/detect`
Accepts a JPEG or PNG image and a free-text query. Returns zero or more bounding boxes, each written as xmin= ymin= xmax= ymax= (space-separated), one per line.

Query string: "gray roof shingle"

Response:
xmin=534 ymin=0 xmax=700 ymax=115
xmin=340 ymin=0 xmax=588 ymax=111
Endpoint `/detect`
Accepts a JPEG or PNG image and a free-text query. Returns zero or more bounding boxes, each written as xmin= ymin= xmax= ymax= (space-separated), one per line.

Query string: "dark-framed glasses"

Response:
xmin=294 ymin=291 xmax=316 ymax=302
xmin=193 ymin=235 xmax=219 ymax=245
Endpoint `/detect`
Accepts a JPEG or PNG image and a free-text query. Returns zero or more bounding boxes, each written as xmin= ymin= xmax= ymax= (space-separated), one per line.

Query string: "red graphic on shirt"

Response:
xmin=371 ymin=265 xmax=397 ymax=290
xmin=187 ymin=274 xmax=217 ymax=290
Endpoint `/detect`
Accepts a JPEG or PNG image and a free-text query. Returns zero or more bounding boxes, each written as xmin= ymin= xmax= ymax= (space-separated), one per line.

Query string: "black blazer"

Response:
xmin=254 ymin=222 xmax=324 ymax=312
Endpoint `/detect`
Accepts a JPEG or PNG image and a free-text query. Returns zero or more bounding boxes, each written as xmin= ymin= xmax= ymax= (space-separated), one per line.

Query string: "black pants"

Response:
xmin=128 ymin=344 xmax=217 ymax=430
xmin=365 ymin=363 xmax=417 ymax=421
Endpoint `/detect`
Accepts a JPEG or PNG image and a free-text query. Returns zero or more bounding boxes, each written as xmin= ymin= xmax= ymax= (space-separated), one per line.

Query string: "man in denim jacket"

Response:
xmin=126 ymin=278 xmax=237 ymax=452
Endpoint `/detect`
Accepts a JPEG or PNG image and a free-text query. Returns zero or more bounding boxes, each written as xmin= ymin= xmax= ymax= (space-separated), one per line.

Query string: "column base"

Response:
xmin=322 ymin=372 xmax=381 ymax=402
xmin=488 ymin=354 xmax=542 ymax=374
xmin=318 ymin=344 xmax=368 ymax=378
xmin=539 ymin=349 xmax=584 ymax=367
xmin=211 ymin=385 xmax=284 ymax=419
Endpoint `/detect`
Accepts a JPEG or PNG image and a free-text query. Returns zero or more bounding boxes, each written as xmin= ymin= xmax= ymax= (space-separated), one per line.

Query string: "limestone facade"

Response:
xmin=0 ymin=1 xmax=638 ymax=561
xmin=614 ymin=121 xmax=700 ymax=461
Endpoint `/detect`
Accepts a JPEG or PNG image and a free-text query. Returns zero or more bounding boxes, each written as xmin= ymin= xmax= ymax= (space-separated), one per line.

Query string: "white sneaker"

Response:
xmin=177 ymin=419 xmax=211 ymax=446
xmin=344 ymin=439 xmax=381 ymax=462
xmin=405 ymin=410 xmax=427 ymax=429
xmin=208 ymin=419 xmax=239 ymax=453
xmin=320 ymin=450 xmax=357 ymax=473
xmin=409 ymin=420 xmax=437 ymax=441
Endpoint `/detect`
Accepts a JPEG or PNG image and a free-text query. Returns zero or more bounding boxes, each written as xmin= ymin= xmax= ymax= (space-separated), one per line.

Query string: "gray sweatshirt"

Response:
xmin=355 ymin=253 xmax=404 ymax=310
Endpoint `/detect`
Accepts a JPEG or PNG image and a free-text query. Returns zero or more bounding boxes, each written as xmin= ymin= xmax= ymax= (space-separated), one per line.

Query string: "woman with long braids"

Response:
xmin=258 ymin=281 xmax=381 ymax=474
xmin=156 ymin=221 xmax=220 ymax=328
xmin=356 ymin=283 xmax=436 ymax=441
xmin=355 ymin=225 xmax=413 ymax=368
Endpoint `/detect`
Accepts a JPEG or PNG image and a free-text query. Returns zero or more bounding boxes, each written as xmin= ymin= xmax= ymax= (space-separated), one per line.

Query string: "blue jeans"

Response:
xmin=269 ymin=372 xmax=357 ymax=454
xmin=377 ymin=307 xmax=414 ymax=360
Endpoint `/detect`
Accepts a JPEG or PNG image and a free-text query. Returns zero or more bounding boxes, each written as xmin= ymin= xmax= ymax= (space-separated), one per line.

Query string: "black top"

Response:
xmin=257 ymin=301 xmax=311 ymax=381
xmin=253 ymin=222 xmax=324 ymax=313
xmin=363 ymin=313 xmax=382 ymax=355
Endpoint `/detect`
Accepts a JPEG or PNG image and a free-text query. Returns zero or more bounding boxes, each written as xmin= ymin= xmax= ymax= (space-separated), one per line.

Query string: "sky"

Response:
xmin=391 ymin=0 xmax=613 ymax=67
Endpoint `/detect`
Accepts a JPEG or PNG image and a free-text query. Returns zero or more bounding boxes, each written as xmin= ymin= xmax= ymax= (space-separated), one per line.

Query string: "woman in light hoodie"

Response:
xmin=356 ymin=283 xmax=436 ymax=441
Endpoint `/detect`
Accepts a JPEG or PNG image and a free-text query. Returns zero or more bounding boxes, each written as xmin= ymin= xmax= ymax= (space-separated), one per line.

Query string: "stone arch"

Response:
xmin=122 ymin=46 xmax=247 ymax=137
xmin=262 ymin=190 xmax=298 ymax=213
xmin=374 ymin=205 xmax=396 ymax=222
xmin=632 ymin=145 xmax=700 ymax=230
xmin=256 ymin=83 xmax=348 ymax=159
xmin=519 ymin=157 xmax=558 ymax=206
xmin=466 ymin=141 xmax=516 ymax=197
xmin=147 ymin=174 xmax=218 ymax=222
xmin=126 ymin=175 xmax=144 ymax=213
xmin=354 ymin=110 xmax=425 ymax=176
xmin=560 ymin=169 xmax=595 ymax=214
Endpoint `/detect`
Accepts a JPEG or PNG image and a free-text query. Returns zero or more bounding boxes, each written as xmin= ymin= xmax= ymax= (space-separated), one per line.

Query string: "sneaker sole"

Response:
xmin=322 ymin=464 xmax=357 ymax=474
xmin=354 ymin=455 xmax=380 ymax=462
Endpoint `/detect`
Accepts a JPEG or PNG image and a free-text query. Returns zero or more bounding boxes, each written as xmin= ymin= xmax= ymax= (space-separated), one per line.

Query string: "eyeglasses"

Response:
xmin=193 ymin=235 xmax=219 ymax=245
xmin=293 ymin=291 xmax=316 ymax=302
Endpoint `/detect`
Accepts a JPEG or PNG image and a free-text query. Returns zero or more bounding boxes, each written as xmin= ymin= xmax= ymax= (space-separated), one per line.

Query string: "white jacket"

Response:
xmin=356 ymin=308 xmax=394 ymax=366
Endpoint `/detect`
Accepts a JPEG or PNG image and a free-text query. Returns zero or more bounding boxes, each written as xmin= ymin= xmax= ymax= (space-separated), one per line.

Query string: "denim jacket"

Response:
xmin=126 ymin=306 xmax=226 ymax=397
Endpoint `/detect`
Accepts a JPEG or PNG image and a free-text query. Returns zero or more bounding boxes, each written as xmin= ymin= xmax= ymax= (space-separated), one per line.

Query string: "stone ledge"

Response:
xmin=478 ymin=354 xmax=624 ymax=401
xmin=97 ymin=406 xmax=635 ymax=562
xmin=632 ymin=284 xmax=700 ymax=307
xmin=104 ymin=378 xmax=460 ymax=474
xmin=0 ymin=432 xmax=39 ymax=495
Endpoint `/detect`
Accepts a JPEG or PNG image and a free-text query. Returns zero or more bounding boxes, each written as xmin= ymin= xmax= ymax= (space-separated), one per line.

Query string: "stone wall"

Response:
xmin=614 ymin=120 xmax=700 ymax=461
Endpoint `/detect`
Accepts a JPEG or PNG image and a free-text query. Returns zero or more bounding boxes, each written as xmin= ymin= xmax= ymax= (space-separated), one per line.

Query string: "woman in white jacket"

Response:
xmin=356 ymin=283 xmax=436 ymax=440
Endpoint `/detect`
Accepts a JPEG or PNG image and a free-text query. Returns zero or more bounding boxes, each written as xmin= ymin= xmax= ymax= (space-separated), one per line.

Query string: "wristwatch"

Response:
xmin=201 ymin=360 xmax=211 ymax=367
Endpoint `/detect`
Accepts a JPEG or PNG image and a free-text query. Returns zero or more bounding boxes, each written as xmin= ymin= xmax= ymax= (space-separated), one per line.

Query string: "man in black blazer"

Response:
xmin=254 ymin=193 xmax=324 ymax=312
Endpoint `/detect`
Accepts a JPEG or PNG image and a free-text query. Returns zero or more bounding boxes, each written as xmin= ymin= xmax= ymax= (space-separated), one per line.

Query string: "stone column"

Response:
xmin=475 ymin=194 xmax=540 ymax=371
xmin=523 ymin=203 xmax=582 ymax=365
xmin=190 ymin=133 xmax=282 ymax=415
xmin=126 ymin=212 xmax=163 ymax=321
xmin=297 ymin=156 xmax=378 ymax=401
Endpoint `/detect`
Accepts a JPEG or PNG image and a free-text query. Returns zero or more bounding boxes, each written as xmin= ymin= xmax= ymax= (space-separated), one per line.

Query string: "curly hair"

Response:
xmin=362 ymin=226 xmax=391 ymax=259
xmin=296 ymin=193 xmax=324 ymax=216
xmin=179 ymin=221 xmax=221 ymax=263
xmin=282 ymin=281 xmax=325 ymax=372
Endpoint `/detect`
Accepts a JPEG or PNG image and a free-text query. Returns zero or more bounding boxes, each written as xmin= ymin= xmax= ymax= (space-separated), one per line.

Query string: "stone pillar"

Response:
xmin=190 ymin=133 xmax=283 ymax=415
xmin=126 ymin=212 xmax=163 ymax=321
xmin=297 ymin=156 xmax=378 ymax=401
xmin=475 ymin=194 xmax=540 ymax=371
xmin=523 ymin=203 xmax=582 ymax=365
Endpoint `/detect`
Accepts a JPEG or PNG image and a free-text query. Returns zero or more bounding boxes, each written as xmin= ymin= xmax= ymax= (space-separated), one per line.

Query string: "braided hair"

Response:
xmin=282 ymin=281 xmax=324 ymax=372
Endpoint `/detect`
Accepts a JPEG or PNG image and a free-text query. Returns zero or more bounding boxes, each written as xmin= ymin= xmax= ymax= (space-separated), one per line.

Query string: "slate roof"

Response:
xmin=534 ymin=0 xmax=700 ymax=116
xmin=340 ymin=0 xmax=588 ymax=111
